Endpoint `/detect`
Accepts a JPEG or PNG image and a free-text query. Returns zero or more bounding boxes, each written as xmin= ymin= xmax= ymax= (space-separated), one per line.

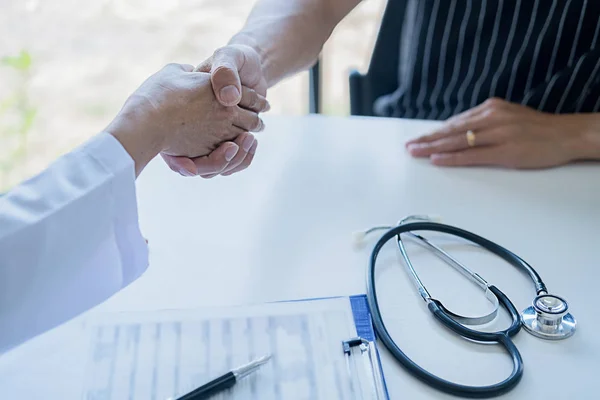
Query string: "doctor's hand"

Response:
xmin=405 ymin=98 xmax=600 ymax=169
xmin=105 ymin=63 xmax=268 ymax=176
xmin=162 ymin=44 xmax=268 ymax=178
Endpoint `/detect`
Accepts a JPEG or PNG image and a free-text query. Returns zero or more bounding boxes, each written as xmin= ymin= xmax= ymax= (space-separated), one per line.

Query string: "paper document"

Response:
xmin=80 ymin=297 xmax=367 ymax=400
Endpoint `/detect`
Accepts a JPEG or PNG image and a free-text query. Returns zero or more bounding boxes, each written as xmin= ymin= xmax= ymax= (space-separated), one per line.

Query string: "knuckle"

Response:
xmin=220 ymin=106 xmax=236 ymax=121
xmin=163 ymin=62 xmax=182 ymax=72
xmin=195 ymin=59 xmax=210 ymax=72
xmin=483 ymin=108 xmax=501 ymax=120
xmin=213 ymin=46 xmax=230 ymax=57
xmin=213 ymin=46 xmax=238 ymax=65
xmin=484 ymin=97 xmax=505 ymax=109
xmin=484 ymin=97 xmax=498 ymax=106
xmin=212 ymin=48 xmax=227 ymax=62
xmin=447 ymin=121 xmax=463 ymax=131
xmin=212 ymin=63 xmax=234 ymax=74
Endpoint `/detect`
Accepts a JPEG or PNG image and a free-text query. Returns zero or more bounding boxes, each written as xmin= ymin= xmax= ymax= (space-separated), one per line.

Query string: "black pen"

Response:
xmin=170 ymin=355 xmax=271 ymax=400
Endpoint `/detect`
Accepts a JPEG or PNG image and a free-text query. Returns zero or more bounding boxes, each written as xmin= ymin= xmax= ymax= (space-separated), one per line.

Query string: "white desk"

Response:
xmin=2 ymin=115 xmax=599 ymax=398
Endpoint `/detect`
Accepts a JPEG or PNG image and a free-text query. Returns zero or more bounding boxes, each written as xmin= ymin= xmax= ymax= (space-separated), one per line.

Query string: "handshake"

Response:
xmin=106 ymin=45 xmax=268 ymax=178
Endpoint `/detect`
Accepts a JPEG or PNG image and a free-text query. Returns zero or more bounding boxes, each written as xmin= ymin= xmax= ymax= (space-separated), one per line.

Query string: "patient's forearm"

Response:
xmin=229 ymin=0 xmax=361 ymax=87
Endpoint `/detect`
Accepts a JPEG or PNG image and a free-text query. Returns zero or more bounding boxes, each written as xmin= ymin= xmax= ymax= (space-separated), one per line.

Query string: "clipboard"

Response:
xmin=282 ymin=294 xmax=390 ymax=400
xmin=75 ymin=294 xmax=390 ymax=399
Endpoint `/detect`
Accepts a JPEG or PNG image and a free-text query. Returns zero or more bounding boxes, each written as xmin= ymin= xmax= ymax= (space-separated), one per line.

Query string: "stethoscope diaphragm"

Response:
xmin=521 ymin=294 xmax=576 ymax=340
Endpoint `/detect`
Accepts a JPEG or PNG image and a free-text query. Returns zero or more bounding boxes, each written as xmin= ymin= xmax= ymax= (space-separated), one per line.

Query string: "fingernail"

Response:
xmin=178 ymin=168 xmax=195 ymax=177
xmin=249 ymin=142 xmax=258 ymax=154
xmin=264 ymin=102 xmax=271 ymax=112
xmin=407 ymin=143 xmax=424 ymax=152
xmin=242 ymin=135 xmax=255 ymax=152
xmin=256 ymin=119 xmax=265 ymax=132
xmin=225 ymin=144 xmax=239 ymax=161
xmin=219 ymin=85 xmax=240 ymax=105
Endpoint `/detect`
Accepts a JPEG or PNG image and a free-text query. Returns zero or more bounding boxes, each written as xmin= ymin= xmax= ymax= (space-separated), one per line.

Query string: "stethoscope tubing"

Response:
xmin=367 ymin=221 xmax=542 ymax=398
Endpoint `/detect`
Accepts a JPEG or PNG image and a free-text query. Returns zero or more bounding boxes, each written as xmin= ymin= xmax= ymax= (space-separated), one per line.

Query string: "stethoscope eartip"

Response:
xmin=521 ymin=294 xmax=577 ymax=340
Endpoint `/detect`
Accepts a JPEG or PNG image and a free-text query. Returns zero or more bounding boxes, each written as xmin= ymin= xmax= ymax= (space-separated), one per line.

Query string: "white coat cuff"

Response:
xmin=81 ymin=132 xmax=149 ymax=287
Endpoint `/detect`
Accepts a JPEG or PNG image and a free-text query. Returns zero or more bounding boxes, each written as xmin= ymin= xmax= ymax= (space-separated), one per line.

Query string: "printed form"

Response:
xmin=81 ymin=297 xmax=366 ymax=400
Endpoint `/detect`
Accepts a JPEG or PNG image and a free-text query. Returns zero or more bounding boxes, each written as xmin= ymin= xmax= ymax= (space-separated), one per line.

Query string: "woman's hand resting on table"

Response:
xmin=406 ymin=98 xmax=600 ymax=169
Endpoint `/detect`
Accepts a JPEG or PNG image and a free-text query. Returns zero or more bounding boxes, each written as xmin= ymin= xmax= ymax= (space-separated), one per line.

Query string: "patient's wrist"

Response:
xmin=565 ymin=114 xmax=600 ymax=160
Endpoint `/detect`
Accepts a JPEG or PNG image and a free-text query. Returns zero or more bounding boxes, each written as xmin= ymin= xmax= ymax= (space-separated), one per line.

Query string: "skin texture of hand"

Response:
xmin=105 ymin=63 xmax=267 ymax=176
xmin=406 ymin=98 xmax=600 ymax=169
xmin=163 ymin=44 xmax=268 ymax=178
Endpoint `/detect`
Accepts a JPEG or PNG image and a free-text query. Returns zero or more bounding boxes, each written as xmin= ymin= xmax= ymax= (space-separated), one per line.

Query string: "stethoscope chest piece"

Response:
xmin=521 ymin=294 xmax=576 ymax=340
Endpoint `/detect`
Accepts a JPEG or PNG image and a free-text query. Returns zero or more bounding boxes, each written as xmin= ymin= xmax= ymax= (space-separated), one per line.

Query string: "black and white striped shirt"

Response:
xmin=374 ymin=0 xmax=600 ymax=120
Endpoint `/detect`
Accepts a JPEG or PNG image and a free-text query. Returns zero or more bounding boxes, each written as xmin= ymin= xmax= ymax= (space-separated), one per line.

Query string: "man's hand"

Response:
xmin=105 ymin=63 xmax=267 ymax=175
xmin=405 ymin=98 xmax=600 ymax=169
xmin=162 ymin=44 xmax=268 ymax=178
xmin=198 ymin=44 xmax=267 ymax=105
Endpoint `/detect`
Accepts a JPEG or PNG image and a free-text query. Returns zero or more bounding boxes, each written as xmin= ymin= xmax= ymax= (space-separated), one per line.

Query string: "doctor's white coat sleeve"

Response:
xmin=0 ymin=132 xmax=149 ymax=353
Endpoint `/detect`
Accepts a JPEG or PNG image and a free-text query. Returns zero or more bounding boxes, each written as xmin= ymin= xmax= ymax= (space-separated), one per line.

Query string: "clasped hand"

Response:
xmin=106 ymin=61 xmax=268 ymax=176
xmin=161 ymin=44 xmax=268 ymax=178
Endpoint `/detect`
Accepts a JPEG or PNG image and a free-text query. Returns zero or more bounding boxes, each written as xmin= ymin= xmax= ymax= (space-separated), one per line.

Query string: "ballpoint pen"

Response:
xmin=169 ymin=354 xmax=271 ymax=400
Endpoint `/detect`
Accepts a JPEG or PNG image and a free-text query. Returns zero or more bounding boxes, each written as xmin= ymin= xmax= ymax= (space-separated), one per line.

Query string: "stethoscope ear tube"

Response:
xmin=367 ymin=223 xmax=527 ymax=398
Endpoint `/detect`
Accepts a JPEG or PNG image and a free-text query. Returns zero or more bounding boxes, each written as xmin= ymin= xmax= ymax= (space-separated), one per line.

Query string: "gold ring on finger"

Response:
xmin=466 ymin=130 xmax=476 ymax=147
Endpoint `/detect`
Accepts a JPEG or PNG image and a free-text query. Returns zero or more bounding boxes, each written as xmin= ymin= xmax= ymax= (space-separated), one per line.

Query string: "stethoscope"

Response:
xmin=355 ymin=215 xmax=577 ymax=398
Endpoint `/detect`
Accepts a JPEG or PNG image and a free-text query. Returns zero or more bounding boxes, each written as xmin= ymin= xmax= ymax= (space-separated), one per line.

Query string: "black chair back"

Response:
xmin=349 ymin=0 xmax=407 ymax=116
